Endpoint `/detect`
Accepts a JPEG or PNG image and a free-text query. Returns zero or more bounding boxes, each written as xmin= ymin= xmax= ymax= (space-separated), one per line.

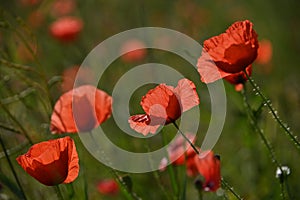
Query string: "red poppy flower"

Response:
xmin=49 ymin=16 xmax=83 ymax=42
xmin=159 ymin=133 xmax=199 ymax=176
xmin=50 ymin=85 xmax=112 ymax=133
xmin=16 ymin=136 xmax=79 ymax=186
xmin=51 ymin=0 xmax=76 ymax=17
xmin=97 ymin=179 xmax=119 ymax=195
xmin=61 ymin=65 xmax=95 ymax=92
xmin=120 ymin=39 xmax=147 ymax=62
xmin=197 ymin=20 xmax=258 ymax=83
xmin=194 ymin=151 xmax=221 ymax=192
xmin=256 ymin=39 xmax=272 ymax=65
xmin=128 ymin=79 xmax=200 ymax=135
xmin=223 ymin=65 xmax=252 ymax=91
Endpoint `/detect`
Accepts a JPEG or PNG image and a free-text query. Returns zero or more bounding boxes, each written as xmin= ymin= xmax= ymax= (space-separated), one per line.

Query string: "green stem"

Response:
xmin=240 ymin=89 xmax=282 ymax=169
xmin=11 ymin=19 xmax=54 ymax=108
xmin=241 ymin=88 xmax=287 ymax=200
xmin=197 ymin=190 xmax=203 ymax=200
xmin=66 ymin=183 xmax=75 ymax=199
xmin=244 ymin=70 xmax=300 ymax=151
xmin=146 ymin=143 xmax=171 ymax=200
xmin=88 ymin=132 xmax=136 ymax=200
xmin=0 ymin=58 xmax=42 ymax=77
xmin=0 ymin=101 xmax=33 ymax=145
xmin=161 ymin=131 xmax=179 ymax=199
xmin=221 ymin=178 xmax=243 ymax=200
xmin=172 ymin=122 xmax=199 ymax=154
xmin=0 ymin=133 xmax=27 ymax=200
xmin=54 ymin=185 xmax=64 ymax=200
xmin=0 ymin=122 xmax=21 ymax=134
xmin=280 ymin=181 xmax=286 ymax=200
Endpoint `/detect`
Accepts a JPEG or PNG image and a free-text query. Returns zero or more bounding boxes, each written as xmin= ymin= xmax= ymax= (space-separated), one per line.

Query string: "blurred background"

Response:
xmin=0 ymin=0 xmax=299 ymax=199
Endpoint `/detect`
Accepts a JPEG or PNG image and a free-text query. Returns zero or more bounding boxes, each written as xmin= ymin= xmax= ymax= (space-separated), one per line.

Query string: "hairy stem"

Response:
xmin=244 ymin=70 xmax=300 ymax=151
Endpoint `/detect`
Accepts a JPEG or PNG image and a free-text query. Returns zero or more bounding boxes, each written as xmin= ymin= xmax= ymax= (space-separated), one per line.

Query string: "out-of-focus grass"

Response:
xmin=0 ymin=0 xmax=299 ymax=199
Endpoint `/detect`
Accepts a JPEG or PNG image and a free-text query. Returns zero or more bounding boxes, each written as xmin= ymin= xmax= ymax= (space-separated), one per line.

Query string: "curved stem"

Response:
xmin=241 ymin=88 xmax=287 ymax=200
xmin=221 ymin=178 xmax=243 ymax=200
xmin=172 ymin=122 xmax=199 ymax=154
xmin=0 ymin=101 xmax=33 ymax=145
xmin=0 ymin=133 xmax=27 ymax=200
xmin=244 ymin=70 xmax=300 ymax=151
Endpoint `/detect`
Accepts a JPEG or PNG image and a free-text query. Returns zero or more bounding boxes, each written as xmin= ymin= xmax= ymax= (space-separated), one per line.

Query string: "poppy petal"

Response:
xmin=141 ymin=84 xmax=181 ymax=122
xmin=194 ymin=150 xmax=221 ymax=191
xmin=197 ymin=20 xmax=258 ymax=83
xmin=197 ymin=51 xmax=232 ymax=83
xmin=63 ymin=137 xmax=79 ymax=183
xmin=223 ymin=65 xmax=252 ymax=85
xmin=141 ymin=84 xmax=174 ymax=118
xmin=50 ymin=85 xmax=112 ymax=133
xmin=128 ymin=114 xmax=161 ymax=136
xmin=174 ymin=79 xmax=200 ymax=112
xmin=16 ymin=136 xmax=79 ymax=186
xmin=49 ymin=16 xmax=83 ymax=42
xmin=97 ymin=179 xmax=119 ymax=195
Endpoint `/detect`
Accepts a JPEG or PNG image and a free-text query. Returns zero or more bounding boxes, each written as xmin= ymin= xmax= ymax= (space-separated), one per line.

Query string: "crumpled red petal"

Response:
xmin=197 ymin=20 xmax=258 ymax=83
xmin=128 ymin=114 xmax=161 ymax=136
xmin=174 ymin=79 xmax=200 ymax=112
xmin=129 ymin=79 xmax=200 ymax=135
xmin=16 ymin=136 xmax=79 ymax=186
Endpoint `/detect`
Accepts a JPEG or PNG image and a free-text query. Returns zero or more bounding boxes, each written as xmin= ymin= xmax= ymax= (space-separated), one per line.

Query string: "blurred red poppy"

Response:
xmin=50 ymin=85 xmax=112 ymax=133
xmin=16 ymin=136 xmax=79 ymax=186
xmin=223 ymin=65 xmax=252 ymax=91
xmin=49 ymin=16 xmax=83 ymax=42
xmin=128 ymin=78 xmax=200 ymax=135
xmin=51 ymin=0 xmax=76 ymax=17
xmin=19 ymin=0 xmax=40 ymax=6
xmin=194 ymin=151 xmax=221 ymax=192
xmin=159 ymin=133 xmax=198 ymax=176
xmin=256 ymin=39 xmax=272 ymax=65
xmin=120 ymin=39 xmax=147 ymax=62
xmin=197 ymin=20 xmax=258 ymax=83
xmin=61 ymin=65 xmax=95 ymax=92
xmin=97 ymin=179 xmax=119 ymax=195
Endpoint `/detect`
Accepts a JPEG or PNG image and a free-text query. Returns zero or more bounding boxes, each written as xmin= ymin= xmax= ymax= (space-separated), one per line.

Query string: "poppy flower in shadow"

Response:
xmin=97 ymin=179 xmax=119 ymax=195
xmin=159 ymin=133 xmax=199 ymax=176
xmin=128 ymin=78 xmax=200 ymax=136
xmin=194 ymin=150 xmax=221 ymax=192
xmin=50 ymin=85 xmax=112 ymax=133
xmin=16 ymin=136 xmax=79 ymax=186
xmin=197 ymin=20 xmax=258 ymax=83
xmin=120 ymin=39 xmax=147 ymax=62
xmin=224 ymin=65 xmax=252 ymax=91
xmin=49 ymin=16 xmax=83 ymax=42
